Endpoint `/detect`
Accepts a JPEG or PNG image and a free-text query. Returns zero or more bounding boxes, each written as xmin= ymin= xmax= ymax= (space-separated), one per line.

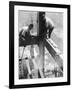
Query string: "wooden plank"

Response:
xmin=44 ymin=39 xmax=63 ymax=70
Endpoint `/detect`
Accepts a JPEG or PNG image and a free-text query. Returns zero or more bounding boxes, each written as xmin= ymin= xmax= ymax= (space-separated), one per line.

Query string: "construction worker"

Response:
xmin=19 ymin=24 xmax=34 ymax=79
xmin=19 ymin=24 xmax=33 ymax=46
xmin=39 ymin=12 xmax=55 ymax=39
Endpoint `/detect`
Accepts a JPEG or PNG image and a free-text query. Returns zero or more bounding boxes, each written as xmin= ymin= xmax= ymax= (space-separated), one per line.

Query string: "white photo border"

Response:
xmin=14 ymin=5 xmax=68 ymax=85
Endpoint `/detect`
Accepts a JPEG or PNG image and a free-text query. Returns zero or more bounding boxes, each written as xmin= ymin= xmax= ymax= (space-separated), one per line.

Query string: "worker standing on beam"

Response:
xmin=39 ymin=12 xmax=55 ymax=39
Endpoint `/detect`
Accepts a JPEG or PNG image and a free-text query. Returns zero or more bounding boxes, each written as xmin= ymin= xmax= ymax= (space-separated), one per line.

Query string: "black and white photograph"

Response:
xmin=19 ymin=11 xmax=63 ymax=79
xmin=9 ymin=1 xmax=70 ymax=88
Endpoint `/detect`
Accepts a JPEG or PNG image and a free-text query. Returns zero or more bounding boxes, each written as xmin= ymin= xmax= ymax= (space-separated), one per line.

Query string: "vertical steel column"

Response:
xmin=37 ymin=12 xmax=45 ymax=75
